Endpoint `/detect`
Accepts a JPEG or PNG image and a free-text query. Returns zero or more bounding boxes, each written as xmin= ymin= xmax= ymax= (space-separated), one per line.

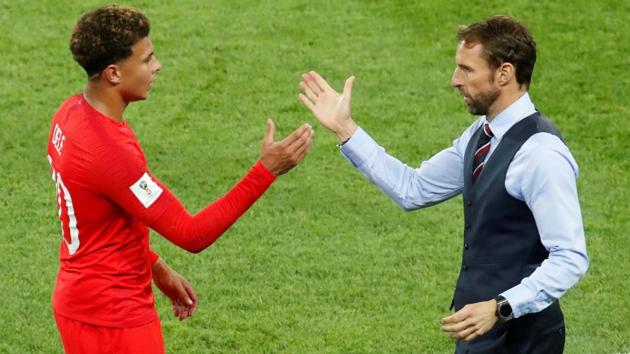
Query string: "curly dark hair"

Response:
xmin=70 ymin=5 xmax=150 ymax=77
xmin=457 ymin=16 xmax=536 ymax=87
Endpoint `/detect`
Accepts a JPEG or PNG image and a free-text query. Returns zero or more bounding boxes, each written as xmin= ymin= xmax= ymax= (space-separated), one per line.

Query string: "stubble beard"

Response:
xmin=466 ymin=87 xmax=500 ymax=116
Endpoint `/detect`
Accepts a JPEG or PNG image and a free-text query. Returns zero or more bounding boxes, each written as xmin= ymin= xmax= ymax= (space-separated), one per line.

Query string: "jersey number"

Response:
xmin=48 ymin=155 xmax=80 ymax=255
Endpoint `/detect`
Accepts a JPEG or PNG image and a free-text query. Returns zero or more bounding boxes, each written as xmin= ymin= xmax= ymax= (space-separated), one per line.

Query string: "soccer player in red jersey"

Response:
xmin=47 ymin=5 xmax=313 ymax=353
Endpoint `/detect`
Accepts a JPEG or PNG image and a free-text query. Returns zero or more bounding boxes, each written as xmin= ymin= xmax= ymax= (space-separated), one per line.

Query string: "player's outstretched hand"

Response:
xmin=260 ymin=118 xmax=313 ymax=176
xmin=298 ymin=71 xmax=358 ymax=142
xmin=152 ymin=259 xmax=199 ymax=321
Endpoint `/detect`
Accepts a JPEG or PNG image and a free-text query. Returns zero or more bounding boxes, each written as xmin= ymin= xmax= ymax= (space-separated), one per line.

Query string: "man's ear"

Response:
xmin=496 ymin=62 xmax=515 ymax=87
xmin=101 ymin=64 xmax=122 ymax=85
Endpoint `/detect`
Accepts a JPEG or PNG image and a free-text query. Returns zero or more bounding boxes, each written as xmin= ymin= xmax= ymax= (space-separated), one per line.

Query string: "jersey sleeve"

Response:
xmin=148 ymin=248 xmax=160 ymax=265
xmin=89 ymin=141 xmax=276 ymax=253
xmin=149 ymin=161 xmax=276 ymax=253
xmin=88 ymin=140 xmax=171 ymax=226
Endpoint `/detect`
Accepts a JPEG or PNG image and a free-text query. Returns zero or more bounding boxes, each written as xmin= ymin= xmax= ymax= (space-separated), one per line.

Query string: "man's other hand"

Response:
xmin=440 ymin=299 xmax=498 ymax=342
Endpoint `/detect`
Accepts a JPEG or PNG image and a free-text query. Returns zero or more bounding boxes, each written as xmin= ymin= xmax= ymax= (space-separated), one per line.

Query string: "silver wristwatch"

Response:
xmin=495 ymin=295 xmax=514 ymax=322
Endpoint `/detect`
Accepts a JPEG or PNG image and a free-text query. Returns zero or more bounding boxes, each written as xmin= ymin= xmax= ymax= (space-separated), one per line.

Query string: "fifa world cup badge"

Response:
xmin=139 ymin=181 xmax=152 ymax=195
xmin=130 ymin=173 xmax=163 ymax=208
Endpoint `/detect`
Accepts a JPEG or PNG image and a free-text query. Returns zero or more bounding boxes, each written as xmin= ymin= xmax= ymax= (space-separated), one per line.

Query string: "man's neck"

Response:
xmin=486 ymin=87 xmax=528 ymax=121
xmin=84 ymin=81 xmax=128 ymax=122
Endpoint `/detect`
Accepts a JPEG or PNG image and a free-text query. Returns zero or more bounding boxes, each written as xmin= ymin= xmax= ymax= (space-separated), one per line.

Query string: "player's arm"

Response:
xmin=91 ymin=120 xmax=312 ymax=253
xmin=148 ymin=120 xmax=312 ymax=253
xmin=148 ymin=160 xmax=275 ymax=253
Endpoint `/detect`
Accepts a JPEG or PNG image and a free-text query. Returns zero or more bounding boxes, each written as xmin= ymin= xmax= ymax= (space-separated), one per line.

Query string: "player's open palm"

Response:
xmin=299 ymin=71 xmax=356 ymax=140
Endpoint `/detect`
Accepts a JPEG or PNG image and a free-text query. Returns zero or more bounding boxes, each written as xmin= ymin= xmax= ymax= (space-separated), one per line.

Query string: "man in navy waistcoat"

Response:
xmin=298 ymin=15 xmax=588 ymax=353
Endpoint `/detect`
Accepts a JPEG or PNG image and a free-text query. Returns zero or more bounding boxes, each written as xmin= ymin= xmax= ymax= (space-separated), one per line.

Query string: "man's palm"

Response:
xmin=299 ymin=71 xmax=355 ymax=136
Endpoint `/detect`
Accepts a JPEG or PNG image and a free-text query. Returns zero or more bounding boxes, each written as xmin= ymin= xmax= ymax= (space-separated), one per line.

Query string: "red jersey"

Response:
xmin=47 ymin=94 xmax=275 ymax=328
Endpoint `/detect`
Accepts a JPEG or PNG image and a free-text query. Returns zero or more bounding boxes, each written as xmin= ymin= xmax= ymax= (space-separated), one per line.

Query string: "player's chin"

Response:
xmin=133 ymin=91 xmax=151 ymax=101
xmin=142 ymin=85 xmax=157 ymax=99
xmin=136 ymin=84 xmax=154 ymax=100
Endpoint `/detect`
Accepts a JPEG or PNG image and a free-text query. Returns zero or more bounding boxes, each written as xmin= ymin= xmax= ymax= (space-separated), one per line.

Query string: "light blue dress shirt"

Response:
xmin=340 ymin=92 xmax=589 ymax=318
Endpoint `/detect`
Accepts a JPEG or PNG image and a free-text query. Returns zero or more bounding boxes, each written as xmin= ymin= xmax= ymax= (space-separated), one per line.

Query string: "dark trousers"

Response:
xmin=455 ymin=302 xmax=565 ymax=354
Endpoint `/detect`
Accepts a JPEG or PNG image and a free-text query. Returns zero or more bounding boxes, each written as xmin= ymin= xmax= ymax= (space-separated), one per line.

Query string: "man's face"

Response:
xmin=451 ymin=41 xmax=499 ymax=116
xmin=117 ymin=36 xmax=161 ymax=102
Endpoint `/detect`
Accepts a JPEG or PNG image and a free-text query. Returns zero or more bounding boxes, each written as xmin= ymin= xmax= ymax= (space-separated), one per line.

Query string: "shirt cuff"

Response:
xmin=339 ymin=127 xmax=379 ymax=168
xmin=500 ymin=284 xmax=536 ymax=319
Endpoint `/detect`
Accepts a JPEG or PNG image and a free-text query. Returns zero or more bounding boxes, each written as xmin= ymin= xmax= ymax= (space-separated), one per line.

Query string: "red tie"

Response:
xmin=472 ymin=123 xmax=494 ymax=183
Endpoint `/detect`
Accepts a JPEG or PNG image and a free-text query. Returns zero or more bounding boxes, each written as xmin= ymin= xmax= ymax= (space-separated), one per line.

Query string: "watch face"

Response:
xmin=499 ymin=302 xmax=512 ymax=318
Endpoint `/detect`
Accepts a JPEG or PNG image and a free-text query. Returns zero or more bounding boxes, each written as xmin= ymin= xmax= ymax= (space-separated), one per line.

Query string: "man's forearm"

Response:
xmin=340 ymin=127 xmax=463 ymax=210
xmin=501 ymin=248 xmax=588 ymax=318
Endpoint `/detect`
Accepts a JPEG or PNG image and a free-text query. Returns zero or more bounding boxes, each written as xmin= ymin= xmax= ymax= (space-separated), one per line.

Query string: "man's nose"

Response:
xmin=451 ymin=70 xmax=461 ymax=88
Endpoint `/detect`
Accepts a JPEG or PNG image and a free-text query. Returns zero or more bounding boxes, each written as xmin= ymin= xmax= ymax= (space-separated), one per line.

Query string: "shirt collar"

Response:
xmin=482 ymin=92 xmax=536 ymax=140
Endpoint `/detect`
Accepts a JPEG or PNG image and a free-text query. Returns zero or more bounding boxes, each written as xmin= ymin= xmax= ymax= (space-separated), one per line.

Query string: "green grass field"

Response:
xmin=1 ymin=0 xmax=628 ymax=353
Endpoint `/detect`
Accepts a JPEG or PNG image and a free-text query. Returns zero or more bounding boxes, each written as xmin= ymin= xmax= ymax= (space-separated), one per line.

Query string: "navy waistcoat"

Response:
xmin=453 ymin=112 xmax=563 ymax=310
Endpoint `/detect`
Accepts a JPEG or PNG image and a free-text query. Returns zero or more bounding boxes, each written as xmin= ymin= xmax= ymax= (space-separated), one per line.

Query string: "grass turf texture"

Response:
xmin=1 ymin=0 xmax=628 ymax=353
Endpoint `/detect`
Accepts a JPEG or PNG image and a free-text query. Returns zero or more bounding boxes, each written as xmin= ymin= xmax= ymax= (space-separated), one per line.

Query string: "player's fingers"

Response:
xmin=180 ymin=308 xmax=187 ymax=320
xmin=289 ymin=137 xmax=311 ymax=166
xmin=263 ymin=118 xmax=276 ymax=145
xmin=293 ymin=134 xmax=313 ymax=163
xmin=183 ymin=279 xmax=198 ymax=305
xmin=184 ymin=282 xmax=199 ymax=316
xmin=309 ymin=70 xmax=333 ymax=92
xmin=172 ymin=280 xmax=193 ymax=308
xmin=180 ymin=302 xmax=190 ymax=320
xmin=288 ymin=125 xmax=313 ymax=150
xmin=299 ymin=81 xmax=318 ymax=101
xmin=173 ymin=301 xmax=183 ymax=319
xmin=281 ymin=123 xmax=311 ymax=146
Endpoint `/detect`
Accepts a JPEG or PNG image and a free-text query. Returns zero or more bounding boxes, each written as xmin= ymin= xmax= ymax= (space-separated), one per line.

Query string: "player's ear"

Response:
xmin=101 ymin=64 xmax=122 ymax=85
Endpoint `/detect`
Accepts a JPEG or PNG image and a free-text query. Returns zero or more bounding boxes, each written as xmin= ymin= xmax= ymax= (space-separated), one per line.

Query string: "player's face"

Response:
xmin=117 ymin=36 xmax=161 ymax=102
xmin=451 ymin=41 xmax=500 ymax=116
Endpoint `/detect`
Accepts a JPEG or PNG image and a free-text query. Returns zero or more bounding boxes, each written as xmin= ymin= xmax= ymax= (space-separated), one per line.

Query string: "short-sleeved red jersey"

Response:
xmin=47 ymin=94 xmax=169 ymax=327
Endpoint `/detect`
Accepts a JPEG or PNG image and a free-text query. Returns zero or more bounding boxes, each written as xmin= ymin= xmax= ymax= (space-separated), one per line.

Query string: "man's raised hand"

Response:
xmin=298 ymin=71 xmax=358 ymax=142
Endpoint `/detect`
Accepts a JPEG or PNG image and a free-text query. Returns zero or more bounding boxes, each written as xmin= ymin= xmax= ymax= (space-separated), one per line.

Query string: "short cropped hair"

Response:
xmin=70 ymin=5 xmax=150 ymax=77
xmin=457 ymin=16 xmax=536 ymax=87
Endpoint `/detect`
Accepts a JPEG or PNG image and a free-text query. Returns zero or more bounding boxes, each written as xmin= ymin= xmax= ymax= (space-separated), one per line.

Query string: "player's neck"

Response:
xmin=84 ymin=82 xmax=129 ymax=122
